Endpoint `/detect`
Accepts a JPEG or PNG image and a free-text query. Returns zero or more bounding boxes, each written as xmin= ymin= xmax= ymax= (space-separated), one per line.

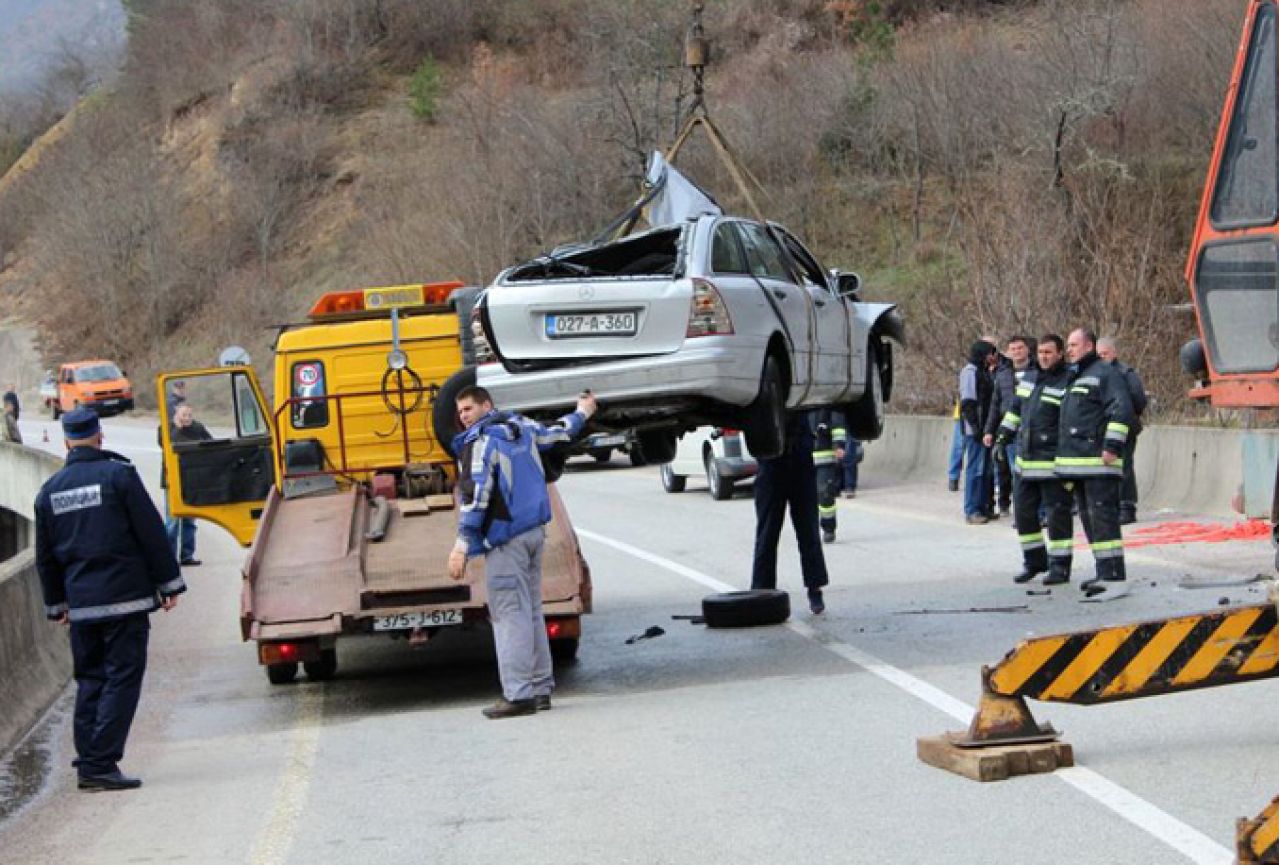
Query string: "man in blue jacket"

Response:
xmin=448 ymin=386 xmax=597 ymax=719
xmin=35 ymin=409 xmax=186 ymax=791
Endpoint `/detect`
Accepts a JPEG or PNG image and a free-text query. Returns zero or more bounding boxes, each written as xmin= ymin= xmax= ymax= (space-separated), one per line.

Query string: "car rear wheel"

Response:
xmin=702 ymin=590 xmax=790 ymax=628
xmin=660 ymin=463 xmax=686 ymax=493
xmin=637 ymin=430 xmax=677 ymax=465
xmin=550 ymin=637 xmax=579 ymax=663
xmin=266 ymin=662 xmax=298 ymax=685
xmin=628 ymin=444 xmax=647 ymax=467
xmin=705 ymin=455 xmax=733 ymax=500
xmin=744 ymin=356 xmax=787 ymax=460
xmin=845 ymin=340 xmax=885 ymax=441
xmin=304 ymin=649 xmax=338 ymax=682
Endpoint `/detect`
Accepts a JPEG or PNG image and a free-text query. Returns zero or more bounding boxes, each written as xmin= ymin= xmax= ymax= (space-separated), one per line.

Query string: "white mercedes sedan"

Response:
xmin=471 ymin=215 xmax=904 ymax=461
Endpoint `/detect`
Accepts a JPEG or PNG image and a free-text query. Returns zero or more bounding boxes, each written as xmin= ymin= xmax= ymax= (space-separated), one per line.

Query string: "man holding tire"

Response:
xmin=447 ymin=386 xmax=597 ymax=719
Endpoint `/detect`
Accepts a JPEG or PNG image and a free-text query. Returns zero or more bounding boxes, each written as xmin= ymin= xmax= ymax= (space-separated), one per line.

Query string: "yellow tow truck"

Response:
xmin=156 ymin=282 xmax=592 ymax=684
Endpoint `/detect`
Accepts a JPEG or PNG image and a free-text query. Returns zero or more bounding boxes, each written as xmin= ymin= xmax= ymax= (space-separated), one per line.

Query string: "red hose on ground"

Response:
xmin=1080 ymin=518 xmax=1272 ymax=549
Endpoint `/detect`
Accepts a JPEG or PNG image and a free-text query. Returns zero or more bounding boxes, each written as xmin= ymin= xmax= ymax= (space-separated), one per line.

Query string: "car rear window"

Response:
xmin=739 ymin=223 xmax=793 ymax=282
xmin=712 ymin=223 xmax=750 ymax=274
xmin=506 ymin=227 xmax=683 ymax=281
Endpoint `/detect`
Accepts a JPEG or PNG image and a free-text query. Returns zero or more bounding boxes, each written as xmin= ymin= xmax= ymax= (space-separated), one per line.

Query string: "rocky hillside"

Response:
xmin=0 ymin=0 xmax=1244 ymax=414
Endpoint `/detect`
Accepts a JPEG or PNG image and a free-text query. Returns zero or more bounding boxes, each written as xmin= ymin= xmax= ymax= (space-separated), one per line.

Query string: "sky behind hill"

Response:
xmin=0 ymin=0 xmax=124 ymax=95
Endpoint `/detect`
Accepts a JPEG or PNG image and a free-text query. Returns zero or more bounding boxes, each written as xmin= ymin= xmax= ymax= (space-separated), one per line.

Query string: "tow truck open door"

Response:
xmin=156 ymin=367 xmax=275 ymax=546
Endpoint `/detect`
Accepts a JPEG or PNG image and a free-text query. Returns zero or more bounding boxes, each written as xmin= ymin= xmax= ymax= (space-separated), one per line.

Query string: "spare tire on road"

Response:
xmin=701 ymin=589 xmax=790 ymax=628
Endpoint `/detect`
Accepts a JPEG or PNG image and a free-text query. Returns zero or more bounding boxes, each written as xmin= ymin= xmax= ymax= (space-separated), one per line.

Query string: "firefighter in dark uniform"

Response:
xmin=813 ymin=409 xmax=847 ymax=544
xmin=35 ymin=409 xmax=186 ymax=791
xmin=1056 ymin=329 xmax=1135 ymax=600
xmin=751 ymin=411 xmax=830 ymax=614
xmin=996 ymin=334 xmax=1075 ymax=585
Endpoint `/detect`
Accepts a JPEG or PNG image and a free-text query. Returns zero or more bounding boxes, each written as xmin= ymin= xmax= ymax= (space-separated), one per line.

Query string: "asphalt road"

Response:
xmin=2 ymin=414 xmax=1276 ymax=865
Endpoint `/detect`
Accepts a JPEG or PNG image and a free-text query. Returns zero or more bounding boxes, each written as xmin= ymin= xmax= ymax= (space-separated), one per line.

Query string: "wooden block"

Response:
xmin=917 ymin=734 xmax=1073 ymax=782
xmin=398 ymin=500 xmax=432 ymax=517
xmin=425 ymin=494 xmax=455 ymax=511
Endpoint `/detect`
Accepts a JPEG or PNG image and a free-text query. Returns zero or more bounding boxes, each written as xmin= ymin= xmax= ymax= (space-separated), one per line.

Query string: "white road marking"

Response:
xmin=577 ymin=527 xmax=1234 ymax=865
xmin=246 ymin=686 xmax=324 ymax=865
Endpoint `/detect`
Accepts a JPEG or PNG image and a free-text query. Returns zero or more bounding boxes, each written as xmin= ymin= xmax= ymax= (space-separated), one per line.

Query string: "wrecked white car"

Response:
xmin=472 ymin=214 xmax=904 ymax=461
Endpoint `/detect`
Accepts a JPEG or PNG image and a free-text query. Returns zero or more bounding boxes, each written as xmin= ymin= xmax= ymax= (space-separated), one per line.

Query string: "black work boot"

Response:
xmin=482 ymin=697 xmax=536 ymax=719
xmin=1013 ymin=568 xmax=1044 ymax=584
xmin=1043 ymin=568 xmax=1070 ymax=586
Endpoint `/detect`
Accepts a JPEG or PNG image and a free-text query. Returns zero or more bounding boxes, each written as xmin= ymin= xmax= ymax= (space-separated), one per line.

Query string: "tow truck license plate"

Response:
xmin=546 ymin=311 xmax=638 ymax=338
xmin=373 ymin=609 xmax=462 ymax=631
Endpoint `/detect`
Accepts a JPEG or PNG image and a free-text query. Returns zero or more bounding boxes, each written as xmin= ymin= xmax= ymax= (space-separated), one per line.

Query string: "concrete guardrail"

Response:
xmin=863 ymin=415 xmax=1279 ymax=519
xmin=0 ymin=442 xmax=70 ymax=755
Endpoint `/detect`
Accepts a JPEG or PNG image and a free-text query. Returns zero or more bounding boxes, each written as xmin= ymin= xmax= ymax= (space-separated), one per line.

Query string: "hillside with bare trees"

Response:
xmin=0 ymin=0 xmax=1243 ymax=415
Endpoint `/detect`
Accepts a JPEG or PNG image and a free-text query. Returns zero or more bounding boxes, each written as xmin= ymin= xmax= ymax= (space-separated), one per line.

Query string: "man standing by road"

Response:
xmin=996 ymin=335 xmax=1074 ymax=585
xmin=162 ymin=404 xmax=213 ymax=566
xmin=751 ymin=411 xmax=830 ymax=614
xmin=34 ymin=409 xmax=186 ymax=791
xmin=813 ymin=408 xmax=847 ymax=543
xmin=447 ymin=386 xmax=596 ymax=719
xmin=958 ymin=340 xmax=997 ymax=524
xmin=3 ymin=382 xmax=19 ymax=422
xmin=984 ymin=335 xmax=1039 ymax=519
xmin=1057 ymin=329 xmax=1135 ymax=600
xmin=1097 ymin=337 xmax=1148 ymax=525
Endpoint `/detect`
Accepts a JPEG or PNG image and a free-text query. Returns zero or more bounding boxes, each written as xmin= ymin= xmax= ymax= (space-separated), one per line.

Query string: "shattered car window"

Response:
xmin=506 ymin=227 xmax=684 ymax=282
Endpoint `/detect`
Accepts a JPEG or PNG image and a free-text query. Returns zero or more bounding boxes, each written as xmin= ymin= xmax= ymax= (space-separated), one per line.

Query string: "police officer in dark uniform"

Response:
xmin=996 ymin=334 xmax=1074 ymax=585
xmin=35 ymin=409 xmax=186 ymax=791
xmin=813 ymin=408 xmax=847 ymax=544
xmin=1056 ymin=329 xmax=1135 ymax=600
xmin=751 ymin=411 xmax=830 ymax=614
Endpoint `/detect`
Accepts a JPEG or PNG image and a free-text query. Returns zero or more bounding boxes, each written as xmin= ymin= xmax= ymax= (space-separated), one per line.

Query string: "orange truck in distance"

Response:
xmin=41 ymin=360 xmax=135 ymax=418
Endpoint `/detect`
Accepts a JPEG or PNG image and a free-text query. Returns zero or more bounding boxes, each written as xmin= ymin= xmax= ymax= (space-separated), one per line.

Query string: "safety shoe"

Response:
xmin=822 ymin=530 xmax=835 ymax=544
xmin=180 ymin=558 xmax=201 ymax=567
xmin=948 ymin=479 xmax=959 ymax=492
xmin=535 ymin=695 xmax=552 ymax=711
xmin=1042 ymin=571 xmax=1070 ymax=586
xmin=1082 ymin=580 xmax=1129 ymax=602
xmin=1013 ymin=568 xmax=1044 ymax=584
xmin=481 ymin=698 xmax=536 ymax=719
xmin=965 ymin=514 xmax=988 ymax=525
xmin=78 ymin=771 xmax=142 ymax=791
xmin=807 ymin=589 xmax=826 ymax=615
xmin=1119 ymin=508 xmax=1137 ymax=526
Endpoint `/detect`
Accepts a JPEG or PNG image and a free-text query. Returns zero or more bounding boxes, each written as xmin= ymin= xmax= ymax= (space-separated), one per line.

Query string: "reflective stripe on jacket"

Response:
xmin=1055 ymin=353 xmax=1135 ymax=479
xmin=998 ymin=361 xmax=1071 ymax=480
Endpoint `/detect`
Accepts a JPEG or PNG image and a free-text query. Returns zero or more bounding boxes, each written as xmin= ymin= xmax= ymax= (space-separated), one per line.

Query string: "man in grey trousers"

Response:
xmin=448 ymin=385 xmax=597 ymax=719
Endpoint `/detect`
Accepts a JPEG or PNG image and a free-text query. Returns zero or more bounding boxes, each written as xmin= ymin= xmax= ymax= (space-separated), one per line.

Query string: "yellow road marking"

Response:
xmin=247 ymin=686 xmax=323 ymax=865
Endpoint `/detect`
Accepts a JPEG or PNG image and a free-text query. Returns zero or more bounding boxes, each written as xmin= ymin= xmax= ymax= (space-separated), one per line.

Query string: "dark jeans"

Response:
xmin=947 ymin=420 xmax=964 ymax=483
xmin=841 ymin=446 xmax=860 ymax=492
xmin=962 ymin=435 xmax=989 ymax=517
xmin=752 ymin=453 xmax=829 ymax=590
xmin=164 ymin=490 xmax=196 ymax=562
xmin=70 ymin=614 xmax=150 ymax=777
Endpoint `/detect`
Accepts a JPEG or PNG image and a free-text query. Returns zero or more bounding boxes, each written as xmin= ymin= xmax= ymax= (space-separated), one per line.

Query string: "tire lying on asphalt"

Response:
xmin=701 ymin=589 xmax=790 ymax=628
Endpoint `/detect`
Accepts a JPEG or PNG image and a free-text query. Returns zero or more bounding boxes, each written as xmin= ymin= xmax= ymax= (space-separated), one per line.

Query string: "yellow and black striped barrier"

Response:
xmin=1238 ymin=793 xmax=1279 ymax=864
xmin=949 ymin=601 xmax=1279 ymax=750
xmin=989 ymin=602 xmax=1279 ymax=706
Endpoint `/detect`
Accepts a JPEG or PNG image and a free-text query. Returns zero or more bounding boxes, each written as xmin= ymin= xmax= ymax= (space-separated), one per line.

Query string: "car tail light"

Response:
xmin=259 ymin=641 xmax=320 ymax=665
xmin=471 ymin=308 xmax=495 ymax=364
xmin=686 ymin=278 xmax=734 ymax=337
xmin=720 ymin=428 xmax=739 ymax=436
xmin=546 ymin=617 xmax=580 ymax=639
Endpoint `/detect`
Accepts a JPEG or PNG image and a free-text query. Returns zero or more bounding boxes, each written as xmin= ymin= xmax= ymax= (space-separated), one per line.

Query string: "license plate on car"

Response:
xmin=372 ymin=609 xmax=463 ymax=631
xmin=545 ymin=311 xmax=638 ymax=338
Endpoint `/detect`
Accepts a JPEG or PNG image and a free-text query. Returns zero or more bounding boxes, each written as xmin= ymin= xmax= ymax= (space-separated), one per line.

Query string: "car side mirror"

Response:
xmin=834 ymin=271 xmax=862 ymax=298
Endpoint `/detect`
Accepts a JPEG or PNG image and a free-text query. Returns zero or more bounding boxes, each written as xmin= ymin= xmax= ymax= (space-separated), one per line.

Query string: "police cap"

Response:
xmin=61 ymin=408 xmax=101 ymax=440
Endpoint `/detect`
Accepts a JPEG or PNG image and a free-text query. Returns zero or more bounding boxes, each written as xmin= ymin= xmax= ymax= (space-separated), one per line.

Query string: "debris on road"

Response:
xmin=625 ymin=626 xmax=665 ymax=644
xmin=893 ymin=606 xmax=1030 ymax=615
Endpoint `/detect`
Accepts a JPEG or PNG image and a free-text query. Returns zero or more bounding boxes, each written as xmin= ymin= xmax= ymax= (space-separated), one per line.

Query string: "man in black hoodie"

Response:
xmin=957 ymin=340 xmax=997 ymax=524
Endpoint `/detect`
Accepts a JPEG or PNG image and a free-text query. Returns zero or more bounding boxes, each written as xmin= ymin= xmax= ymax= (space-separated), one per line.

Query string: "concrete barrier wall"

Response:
xmin=0 ymin=442 xmax=69 ymax=754
xmin=862 ymin=416 xmax=1278 ymax=518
